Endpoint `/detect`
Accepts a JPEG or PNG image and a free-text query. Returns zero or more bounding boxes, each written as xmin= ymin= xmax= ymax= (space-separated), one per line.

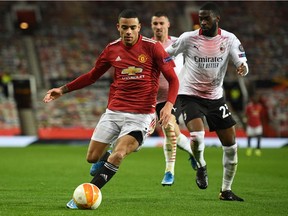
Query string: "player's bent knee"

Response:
xmin=190 ymin=131 xmax=205 ymax=150
xmin=108 ymin=151 xmax=125 ymax=165
xmin=86 ymin=153 xmax=102 ymax=163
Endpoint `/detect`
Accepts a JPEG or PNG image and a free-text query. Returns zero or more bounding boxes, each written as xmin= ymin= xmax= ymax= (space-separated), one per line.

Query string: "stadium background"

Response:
xmin=0 ymin=1 xmax=287 ymax=145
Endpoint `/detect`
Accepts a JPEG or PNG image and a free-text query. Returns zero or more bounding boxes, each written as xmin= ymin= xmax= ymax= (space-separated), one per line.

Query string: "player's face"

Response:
xmin=117 ymin=18 xmax=141 ymax=46
xmin=151 ymin=16 xmax=170 ymax=40
xmin=199 ymin=10 xmax=219 ymax=37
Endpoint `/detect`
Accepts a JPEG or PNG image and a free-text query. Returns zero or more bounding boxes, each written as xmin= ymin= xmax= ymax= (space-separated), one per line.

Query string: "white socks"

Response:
xmin=190 ymin=131 xmax=206 ymax=167
xmin=163 ymin=123 xmax=177 ymax=174
xmin=177 ymin=133 xmax=193 ymax=155
xmin=222 ymin=144 xmax=238 ymax=191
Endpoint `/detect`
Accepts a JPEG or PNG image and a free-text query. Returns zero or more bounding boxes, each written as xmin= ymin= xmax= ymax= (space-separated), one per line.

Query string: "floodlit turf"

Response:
xmin=0 ymin=144 xmax=287 ymax=216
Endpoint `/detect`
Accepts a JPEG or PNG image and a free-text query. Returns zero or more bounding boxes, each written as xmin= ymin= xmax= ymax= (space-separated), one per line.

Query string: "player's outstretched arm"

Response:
xmin=43 ymin=85 xmax=69 ymax=103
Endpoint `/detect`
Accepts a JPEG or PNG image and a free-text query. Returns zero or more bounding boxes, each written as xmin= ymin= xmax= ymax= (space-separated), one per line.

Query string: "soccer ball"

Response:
xmin=72 ymin=183 xmax=102 ymax=209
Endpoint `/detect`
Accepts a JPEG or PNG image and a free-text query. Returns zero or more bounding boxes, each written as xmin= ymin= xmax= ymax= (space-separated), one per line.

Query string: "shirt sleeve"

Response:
xmin=230 ymin=34 xmax=248 ymax=68
xmin=161 ymin=67 xmax=179 ymax=104
xmin=166 ymin=32 xmax=187 ymax=57
xmin=66 ymin=48 xmax=111 ymax=92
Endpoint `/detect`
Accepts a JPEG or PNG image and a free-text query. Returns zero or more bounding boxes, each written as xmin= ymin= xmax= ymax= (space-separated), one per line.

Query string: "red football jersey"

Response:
xmin=66 ymin=35 xmax=177 ymax=114
xmin=245 ymin=102 xmax=263 ymax=127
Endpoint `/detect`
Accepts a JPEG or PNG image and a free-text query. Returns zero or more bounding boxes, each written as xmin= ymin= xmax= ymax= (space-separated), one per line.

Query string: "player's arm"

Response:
xmin=230 ymin=36 xmax=249 ymax=76
xmin=158 ymin=67 xmax=179 ymax=128
xmin=43 ymin=50 xmax=111 ymax=103
xmin=165 ymin=32 xmax=187 ymax=57
xmin=43 ymin=67 xmax=102 ymax=103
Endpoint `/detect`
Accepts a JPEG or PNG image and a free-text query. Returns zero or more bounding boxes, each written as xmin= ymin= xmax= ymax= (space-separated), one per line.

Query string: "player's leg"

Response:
xmin=89 ymin=111 xmax=153 ymax=189
xmin=216 ymin=127 xmax=244 ymax=201
xmin=176 ymin=128 xmax=197 ymax=171
xmin=161 ymin=119 xmax=177 ymax=186
xmin=187 ymin=118 xmax=207 ymax=189
xmin=255 ymin=126 xmax=263 ymax=156
xmin=255 ymin=135 xmax=261 ymax=156
xmin=246 ymin=136 xmax=252 ymax=156
xmin=67 ymin=110 xmax=122 ymax=209
xmin=179 ymin=95 xmax=207 ymax=189
xmin=174 ymin=118 xmax=197 ymax=171
xmin=207 ymin=97 xmax=243 ymax=201
xmin=89 ymin=148 xmax=112 ymax=176
xmin=172 ymin=99 xmax=197 ymax=170
xmin=156 ymin=102 xmax=177 ymax=186
xmin=66 ymin=140 xmax=109 ymax=209
xmin=90 ymin=132 xmax=141 ymax=188
xmin=246 ymin=126 xmax=253 ymax=156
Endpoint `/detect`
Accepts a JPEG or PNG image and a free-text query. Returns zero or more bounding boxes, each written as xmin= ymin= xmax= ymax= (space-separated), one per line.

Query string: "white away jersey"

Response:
xmin=166 ymin=28 xmax=248 ymax=99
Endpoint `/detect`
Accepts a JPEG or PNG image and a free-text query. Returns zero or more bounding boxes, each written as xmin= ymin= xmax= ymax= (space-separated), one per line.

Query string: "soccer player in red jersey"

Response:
xmin=245 ymin=95 xmax=264 ymax=156
xmin=43 ymin=9 xmax=179 ymax=209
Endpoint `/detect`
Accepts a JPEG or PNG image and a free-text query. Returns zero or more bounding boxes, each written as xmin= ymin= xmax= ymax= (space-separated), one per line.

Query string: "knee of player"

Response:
xmin=86 ymin=153 xmax=101 ymax=163
xmin=86 ymin=156 xmax=96 ymax=163
xmin=190 ymin=131 xmax=205 ymax=143
xmin=108 ymin=151 xmax=125 ymax=164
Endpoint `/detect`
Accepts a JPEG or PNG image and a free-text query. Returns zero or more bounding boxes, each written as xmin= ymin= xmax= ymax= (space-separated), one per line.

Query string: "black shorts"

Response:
xmin=179 ymin=95 xmax=236 ymax=132
xmin=156 ymin=97 xmax=182 ymax=124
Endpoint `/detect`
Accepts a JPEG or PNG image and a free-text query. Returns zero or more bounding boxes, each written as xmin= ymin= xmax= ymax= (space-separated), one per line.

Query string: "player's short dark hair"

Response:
xmin=200 ymin=2 xmax=221 ymax=16
xmin=118 ymin=9 xmax=139 ymax=21
xmin=153 ymin=11 xmax=169 ymax=18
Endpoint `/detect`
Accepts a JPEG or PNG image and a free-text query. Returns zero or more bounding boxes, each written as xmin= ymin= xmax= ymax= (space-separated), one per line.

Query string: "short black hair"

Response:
xmin=118 ymin=9 xmax=139 ymax=21
xmin=153 ymin=11 xmax=169 ymax=18
xmin=200 ymin=2 xmax=221 ymax=16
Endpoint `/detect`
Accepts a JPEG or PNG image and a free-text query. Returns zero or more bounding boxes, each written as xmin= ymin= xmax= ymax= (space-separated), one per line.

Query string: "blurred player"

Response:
xmin=151 ymin=11 xmax=197 ymax=186
xmin=43 ymin=9 xmax=179 ymax=209
xmin=245 ymin=94 xmax=263 ymax=156
xmin=166 ymin=2 xmax=248 ymax=201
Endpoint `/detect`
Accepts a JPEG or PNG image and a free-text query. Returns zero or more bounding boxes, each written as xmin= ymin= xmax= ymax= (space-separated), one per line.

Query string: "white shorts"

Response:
xmin=91 ymin=109 xmax=156 ymax=146
xmin=246 ymin=125 xmax=263 ymax=137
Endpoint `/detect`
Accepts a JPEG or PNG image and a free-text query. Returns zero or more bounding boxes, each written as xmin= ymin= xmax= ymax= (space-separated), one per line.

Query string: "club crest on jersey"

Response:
xmin=138 ymin=54 xmax=148 ymax=63
xmin=220 ymin=43 xmax=226 ymax=53
xmin=121 ymin=66 xmax=143 ymax=76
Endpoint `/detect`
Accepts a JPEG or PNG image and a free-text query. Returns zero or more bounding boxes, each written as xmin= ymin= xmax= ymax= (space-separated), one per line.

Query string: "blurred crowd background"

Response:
xmin=0 ymin=1 xmax=287 ymax=138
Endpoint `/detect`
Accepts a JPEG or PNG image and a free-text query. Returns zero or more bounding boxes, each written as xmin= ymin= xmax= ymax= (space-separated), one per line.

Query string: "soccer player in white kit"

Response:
xmin=151 ymin=11 xmax=197 ymax=186
xmin=166 ymin=2 xmax=248 ymax=201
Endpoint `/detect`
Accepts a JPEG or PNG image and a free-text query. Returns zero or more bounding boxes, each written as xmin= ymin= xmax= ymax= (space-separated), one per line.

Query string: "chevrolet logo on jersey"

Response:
xmin=122 ymin=67 xmax=143 ymax=76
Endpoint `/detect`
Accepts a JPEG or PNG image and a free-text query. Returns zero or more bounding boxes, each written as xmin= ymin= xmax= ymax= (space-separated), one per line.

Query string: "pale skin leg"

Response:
xmin=86 ymin=135 xmax=140 ymax=167
xmin=162 ymin=115 xmax=178 ymax=174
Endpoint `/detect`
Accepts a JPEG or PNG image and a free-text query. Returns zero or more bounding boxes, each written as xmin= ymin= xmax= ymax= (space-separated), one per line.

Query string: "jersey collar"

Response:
xmin=199 ymin=28 xmax=221 ymax=36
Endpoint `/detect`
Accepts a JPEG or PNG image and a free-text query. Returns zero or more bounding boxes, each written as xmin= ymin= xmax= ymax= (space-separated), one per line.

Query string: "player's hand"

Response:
xmin=158 ymin=102 xmax=173 ymax=128
xmin=236 ymin=63 xmax=248 ymax=76
xmin=43 ymin=88 xmax=63 ymax=103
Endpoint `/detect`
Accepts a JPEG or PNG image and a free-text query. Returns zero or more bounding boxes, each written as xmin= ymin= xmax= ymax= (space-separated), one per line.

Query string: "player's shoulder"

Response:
xmin=219 ymin=28 xmax=237 ymax=39
xmin=142 ymin=36 xmax=158 ymax=44
xmin=179 ymin=30 xmax=199 ymax=40
xmin=108 ymin=38 xmax=121 ymax=46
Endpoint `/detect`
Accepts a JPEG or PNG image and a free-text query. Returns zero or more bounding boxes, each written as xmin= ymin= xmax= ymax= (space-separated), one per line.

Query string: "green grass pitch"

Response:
xmin=0 ymin=144 xmax=287 ymax=216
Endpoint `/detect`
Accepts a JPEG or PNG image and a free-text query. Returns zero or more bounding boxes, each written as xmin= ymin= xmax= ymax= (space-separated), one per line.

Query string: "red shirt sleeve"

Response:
xmin=153 ymin=42 xmax=179 ymax=104
xmin=66 ymin=48 xmax=111 ymax=92
xmin=161 ymin=67 xmax=179 ymax=104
